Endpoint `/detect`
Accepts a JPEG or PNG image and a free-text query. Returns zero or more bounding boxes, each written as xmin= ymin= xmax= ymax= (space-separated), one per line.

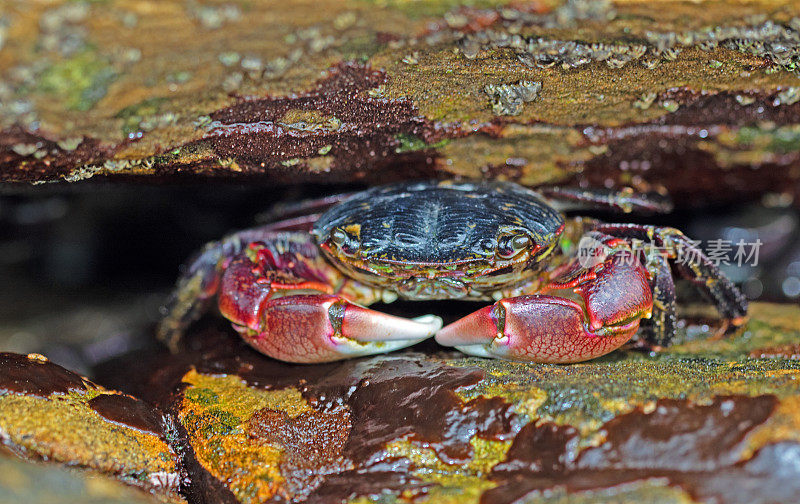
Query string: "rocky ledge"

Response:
xmin=1 ymin=0 xmax=799 ymax=209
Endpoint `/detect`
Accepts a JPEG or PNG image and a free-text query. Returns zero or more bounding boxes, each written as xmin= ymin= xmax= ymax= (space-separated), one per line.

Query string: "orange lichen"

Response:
xmin=178 ymin=369 xmax=313 ymax=503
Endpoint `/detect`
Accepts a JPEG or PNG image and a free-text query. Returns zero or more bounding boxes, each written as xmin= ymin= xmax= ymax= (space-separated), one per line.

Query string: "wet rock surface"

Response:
xmin=2 ymin=0 xmax=800 ymax=502
xmin=0 ymin=353 xmax=184 ymax=503
xmin=81 ymin=302 xmax=800 ymax=503
xmin=0 ymin=452 xmax=172 ymax=504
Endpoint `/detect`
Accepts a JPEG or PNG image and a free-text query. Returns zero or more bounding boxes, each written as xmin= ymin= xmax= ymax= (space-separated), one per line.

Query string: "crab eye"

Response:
xmin=497 ymin=234 xmax=531 ymax=258
xmin=331 ymin=229 xmax=348 ymax=246
xmin=330 ymin=229 xmax=358 ymax=256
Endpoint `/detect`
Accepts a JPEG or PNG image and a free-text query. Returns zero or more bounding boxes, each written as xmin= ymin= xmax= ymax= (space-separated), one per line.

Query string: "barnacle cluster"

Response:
xmin=216 ymin=24 xmax=339 ymax=92
xmin=185 ymin=1 xmax=241 ymax=30
xmin=63 ymin=156 xmax=158 ymax=182
xmin=10 ymin=136 xmax=82 ymax=160
xmin=458 ymin=17 xmax=800 ymax=75
xmin=648 ymin=18 xmax=800 ymax=73
xmin=205 ymin=116 xmax=342 ymax=137
xmin=459 ymin=30 xmax=654 ymax=70
xmin=484 ymin=81 xmax=541 ymax=116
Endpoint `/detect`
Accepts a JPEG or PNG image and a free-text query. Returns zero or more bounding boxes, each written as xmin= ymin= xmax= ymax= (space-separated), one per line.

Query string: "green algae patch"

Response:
xmin=181 ymin=369 xmax=311 ymax=418
xmin=38 ymin=51 xmax=117 ymax=112
xmin=723 ymin=124 xmax=800 ymax=155
xmin=0 ymin=391 xmax=177 ymax=493
xmin=446 ymin=303 xmax=800 ymax=438
xmin=384 ymin=436 xmax=511 ymax=477
xmin=115 ymin=97 xmax=172 ymax=137
xmin=394 ymin=133 xmax=449 ymax=153
xmin=369 ymin=438 xmax=504 ymax=504
xmin=178 ymin=369 xmax=313 ymax=503
xmin=698 ymin=123 xmax=800 ymax=169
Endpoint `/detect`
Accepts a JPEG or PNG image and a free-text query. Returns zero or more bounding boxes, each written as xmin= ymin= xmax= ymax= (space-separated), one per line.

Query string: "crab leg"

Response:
xmin=159 ymin=230 xmax=441 ymax=362
xmin=540 ymin=187 xmax=673 ymax=214
xmin=593 ymin=223 xmax=748 ymax=346
xmin=217 ymin=240 xmax=441 ymax=363
xmin=436 ymin=234 xmax=653 ymax=363
xmin=594 ymin=224 xmax=748 ymax=318
xmin=157 ymin=227 xmax=295 ymax=351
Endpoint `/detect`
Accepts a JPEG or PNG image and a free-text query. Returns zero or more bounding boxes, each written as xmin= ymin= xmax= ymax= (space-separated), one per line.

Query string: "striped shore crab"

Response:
xmin=158 ymin=180 xmax=748 ymax=364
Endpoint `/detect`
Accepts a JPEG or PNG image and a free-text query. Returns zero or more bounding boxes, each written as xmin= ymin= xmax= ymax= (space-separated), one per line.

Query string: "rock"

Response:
xmin=0 ymin=353 xmax=184 ymax=503
xmin=0 ymin=452 xmax=172 ymax=504
xmin=88 ymin=302 xmax=800 ymax=503
xmin=2 ymin=4 xmax=800 ymax=502
xmin=0 ymin=1 xmax=798 ymax=207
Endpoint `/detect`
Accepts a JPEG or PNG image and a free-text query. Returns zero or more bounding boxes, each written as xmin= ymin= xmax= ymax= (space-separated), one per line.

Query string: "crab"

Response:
xmin=157 ymin=180 xmax=748 ymax=364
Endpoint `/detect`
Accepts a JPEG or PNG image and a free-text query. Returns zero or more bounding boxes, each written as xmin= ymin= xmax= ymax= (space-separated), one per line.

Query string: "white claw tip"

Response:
xmin=412 ymin=314 xmax=444 ymax=334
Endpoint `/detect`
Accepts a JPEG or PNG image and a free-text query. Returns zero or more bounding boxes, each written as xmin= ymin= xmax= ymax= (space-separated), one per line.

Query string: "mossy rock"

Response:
xmin=0 ymin=0 xmax=797 ymax=208
xmin=0 ymin=353 xmax=184 ymax=503
xmin=140 ymin=302 xmax=800 ymax=503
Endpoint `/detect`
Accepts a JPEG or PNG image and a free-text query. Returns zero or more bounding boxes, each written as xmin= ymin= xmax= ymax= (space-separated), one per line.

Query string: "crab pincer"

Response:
xmin=436 ymin=245 xmax=653 ymax=363
xmin=228 ymin=294 xmax=440 ymax=363
xmin=217 ymin=249 xmax=441 ymax=363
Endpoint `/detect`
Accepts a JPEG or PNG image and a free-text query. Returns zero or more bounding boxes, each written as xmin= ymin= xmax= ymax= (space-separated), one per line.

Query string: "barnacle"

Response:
xmin=456 ymin=14 xmax=800 ymax=76
xmin=484 ymin=81 xmax=542 ymax=116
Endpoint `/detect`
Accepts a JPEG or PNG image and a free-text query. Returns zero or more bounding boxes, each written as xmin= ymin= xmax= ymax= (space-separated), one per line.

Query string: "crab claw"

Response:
xmin=436 ymin=251 xmax=652 ymax=363
xmin=236 ymin=294 xmax=442 ymax=363
xmin=436 ymin=296 xmax=640 ymax=363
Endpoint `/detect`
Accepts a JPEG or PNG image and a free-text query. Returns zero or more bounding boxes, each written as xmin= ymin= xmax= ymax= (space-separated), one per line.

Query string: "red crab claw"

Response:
xmin=233 ymin=294 xmax=442 ymax=363
xmin=435 ymin=252 xmax=652 ymax=363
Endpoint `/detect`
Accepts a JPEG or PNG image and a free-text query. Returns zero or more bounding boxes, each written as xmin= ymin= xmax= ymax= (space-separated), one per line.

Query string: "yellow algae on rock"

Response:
xmin=178 ymin=369 xmax=315 ymax=503
xmin=743 ymin=395 xmax=800 ymax=458
xmin=0 ymin=354 xmax=181 ymax=502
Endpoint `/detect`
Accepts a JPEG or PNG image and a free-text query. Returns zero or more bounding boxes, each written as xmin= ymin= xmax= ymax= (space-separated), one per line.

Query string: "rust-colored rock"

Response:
xmin=0 ymin=353 xmax=183 ymax=502
xmin=86 ymin=300 xmax=800 ymax=504
xmin=1 ymin=0 xmax=798 ymax=208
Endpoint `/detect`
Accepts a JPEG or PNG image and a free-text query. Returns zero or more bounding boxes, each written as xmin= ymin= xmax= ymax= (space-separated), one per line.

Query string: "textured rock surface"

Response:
xmin=2 ymin=0 xmax=800 ymax=502
xmin=0 ymin=353 xmax=184 ymax=503
xmin=0 ymin=0 xmax=799 ymax=206
xmin=86 ymin=302 xmax=800 ymax=504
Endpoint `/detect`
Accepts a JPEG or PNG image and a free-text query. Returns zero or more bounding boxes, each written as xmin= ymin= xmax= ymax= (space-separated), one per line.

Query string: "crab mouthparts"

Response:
xmin=396 ymin=276 xmax=469 ymax=300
